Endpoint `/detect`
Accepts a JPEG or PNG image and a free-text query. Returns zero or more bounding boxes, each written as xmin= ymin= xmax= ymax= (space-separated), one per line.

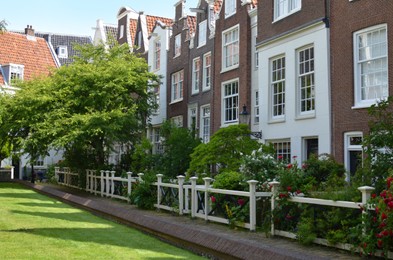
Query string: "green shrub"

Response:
xmin=129 ymin=172 xmax=156 ymax=210
xmin=212 ymin=171 xmax=245 ymax=191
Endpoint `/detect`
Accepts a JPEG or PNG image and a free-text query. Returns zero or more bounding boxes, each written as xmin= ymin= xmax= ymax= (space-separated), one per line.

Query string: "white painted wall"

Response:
xmin=257 ymin=22 xmax=331 ymax=163
xmin=148 ymin=24 xmax=170 ymax=126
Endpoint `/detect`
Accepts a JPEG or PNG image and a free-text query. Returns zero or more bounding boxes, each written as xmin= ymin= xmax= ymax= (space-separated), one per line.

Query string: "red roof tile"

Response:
xmin=0 ymin=32 xmax=57 ymax=82
xmin=187 ymin=16 xmax=197 ymax=35
xmin=146 ymin=15 xmax=173 ymax=34
xmin=129 ymin=18 xmax=138 ymax=41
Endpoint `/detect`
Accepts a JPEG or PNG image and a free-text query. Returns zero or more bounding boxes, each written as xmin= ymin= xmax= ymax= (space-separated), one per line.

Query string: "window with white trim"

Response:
xmin=171 ymin=70 xmax=183 ymax=102
xmin=174 ymin=34 xmax=181 ymax=57
xmin=149 ymin=128 xmax=164 ymax=154
xmin=9 ymin=64 xmax=24 ymax=84
xmin=57 ymin=46 xmax=68 ymax=59
xmin=271 ymin=56 xmax=286 ymax=118
xmin=344 ymin=132 xmax=363 ymax=181
xmin=271 ymin=140 xmax=291 ymax=162
xmin=223 ymin=80 xmax=239 ymax=123
xmin=354 ymin=24 xmax=388 ymax=107
xmin=222 ymin=25 xmax=239 ymax=70
xmin=254 ymin=91 xmax=260 ymax=124
xmin=298 ymin=46 xmax=315 ymax=114
xmin=154 ymin=39 xmax=161 ymax=70
xmin=203 ymin=52 xmax=212 ymax=91
xmin=192 ymin=57 xmax=200 ymax=94
xmin=188 ymin=106 xmax=198 ymax=134
xmin=198 ymin=20 xmax=207 ymax=47
xmin=200 ymin=105 xmax=211 ymax=143
xmin=274 ymin=0 xmax=301 ymax=21
xmin=225 ymin=0 xmax=236 ymax=18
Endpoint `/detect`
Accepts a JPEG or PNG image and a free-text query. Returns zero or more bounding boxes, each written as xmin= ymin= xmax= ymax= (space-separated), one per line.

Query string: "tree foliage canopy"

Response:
xmin=188 ymin=124 xmax=261 ymax=175
xmin=0 ymin=41 xmax=160 ymax=169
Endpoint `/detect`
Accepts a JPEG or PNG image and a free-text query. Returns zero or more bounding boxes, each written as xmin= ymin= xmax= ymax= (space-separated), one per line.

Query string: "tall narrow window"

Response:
xmin=171 ymin=70 xmax=183 ymax=102
xmin=298 ymin=46 xmax=315 ymax=114
xmin=223 ymin=80 xmax=239 ymax=123
xmin=174 ymin=34 xmax=181 ymax=57
xmin=225 ymin=0 xmax=236 ymax=18
xmin=274 ymin=0 xmax=301 ymax=20
xmin=192 ymin=58 xmax=200 ymax=94
xmin=271 ymin=56 xmax=286 ymax=118
xmin=344 ymin=133 xmax=363 ymax=181
xmin=354 ymin=24 xmax=388 ymax=107
xmin=188 ymin=107 xmax=197 ymax=134
xmin=154 ymin=40 xmax=161 ymax=70
xmin=198 ymin=20 xmax=207 ymax=47
xmin=201 ymin=106 xmax=211 ymax=143
xmin=254 ymin=91 xmax=260 ymax=124
xmin=222 ymin=25 xmax=239 ymax=70
xmin=203 ymin=52 xmax=212 ymax=91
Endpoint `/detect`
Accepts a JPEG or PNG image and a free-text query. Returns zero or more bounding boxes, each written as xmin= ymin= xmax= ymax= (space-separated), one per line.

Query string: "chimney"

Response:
xmin=24 ymin=25 xmax=35 ymax=36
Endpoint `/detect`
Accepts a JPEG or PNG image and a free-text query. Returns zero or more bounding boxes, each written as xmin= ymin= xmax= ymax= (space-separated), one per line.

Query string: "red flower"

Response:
xmin=287 ymin=164 xmax=293 ymax=169
xmin=387 ymin=176 xmax=393 ymax=189
xmin=296 ymin=190 xmax=301 ymax=194
xmin=210 ymin=196 xmax=216 ymax=203
xmin=381 ymin=190 xmax=387 ymax=198
xmin=278 ymin=155 xmax=283 ymax=160
xmin=379 ymin=222 xmax=387 ymax=229
xmin=377 ymin=240 xmax=383 ymax=248
xmin=371 ymin=193 xmax=377 ymax=199
xmin=302 ymin=164 xmax=307 ymax=169
xmin=363 ymin=242 xmax=367 ymax=249
xmin=287 ymin=186 xmax=292 ymax=192
xmin=381 ymin=212 xmax=388 ymax=220
xmin=237 ymin=198 xmax=245 ymax=206
xmin=278 ymin=193 xmax=288 ymax=199
xmin=388 ymin=201 xmax=393 ymax=209
xmin=382 ymin=230 xmax=389 ymax=237
xmin=376 ymin=207 xmax=379 ymax=214
xmin=292 ymin=155 xmax=298 ymax=159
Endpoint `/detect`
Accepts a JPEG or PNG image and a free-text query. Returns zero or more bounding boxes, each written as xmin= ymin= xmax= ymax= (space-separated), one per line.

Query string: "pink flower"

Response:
xmin=292 ymin=155 xmax=298 ymax=159
xmin=210 ymin=196 xmax=216 ymax=203
xmin=237 ymin=198 xmax=245 ymax=206
xmin=278 ymin=155 xmax=283 ymax=160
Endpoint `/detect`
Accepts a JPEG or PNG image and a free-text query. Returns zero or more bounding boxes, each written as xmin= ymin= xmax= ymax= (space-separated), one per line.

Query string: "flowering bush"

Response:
xmin=358 ymin=176 xmax=393 ymax=257
xmin=240 ymin=147 xmax=285 ymax=191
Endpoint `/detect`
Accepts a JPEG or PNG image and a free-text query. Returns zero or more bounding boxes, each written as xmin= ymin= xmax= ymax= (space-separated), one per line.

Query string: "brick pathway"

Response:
xmin=16 ymin=180 xmax=361 ymax=260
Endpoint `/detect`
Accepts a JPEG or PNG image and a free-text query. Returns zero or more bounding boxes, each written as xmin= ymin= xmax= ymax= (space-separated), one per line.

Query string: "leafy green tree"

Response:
xmin=358 ymin=96 xmax=393 ymax=192
xmin=188 ymin=124 xmax=261 ymax=176
xmin=154 ymin=121 xmax=201 ymax=179
xmin=0 ymin=41 xmax=160 ymax=171
xmin=0 ymin=20 xmax=7 ymax=33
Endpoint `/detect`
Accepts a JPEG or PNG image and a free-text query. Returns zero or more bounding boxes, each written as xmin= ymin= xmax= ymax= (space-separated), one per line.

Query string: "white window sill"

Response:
xmin=173 ymin=54 xmax=181 ymax=59
xmin=202 ymin=87 xmax=211 ymax=92
xmin=221 ymin=64 xmax=239 ymax=74
xmin=197 ymin=43 xmax=206 ymax=49
xmin=295 ymin=112 xmax=316 ymax=120
xmin=191 ymin=91 xmax=200 ymax=96
xmin=268 ymin=117 xmax=285 ymax=124
xmin=170 ymin=98 xmax=183 ymax=105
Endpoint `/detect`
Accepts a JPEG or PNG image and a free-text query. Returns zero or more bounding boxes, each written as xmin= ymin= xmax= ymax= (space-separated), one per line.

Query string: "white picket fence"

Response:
xmin=52 ymin=167 xmax=391 ymax=257
xmin=55 ymin=167 xmax=79 ymax=189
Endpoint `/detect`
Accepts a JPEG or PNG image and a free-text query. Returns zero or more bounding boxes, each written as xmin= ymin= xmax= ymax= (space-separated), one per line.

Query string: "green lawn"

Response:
xmin=0 ymin=183 xmax=204 ymax=259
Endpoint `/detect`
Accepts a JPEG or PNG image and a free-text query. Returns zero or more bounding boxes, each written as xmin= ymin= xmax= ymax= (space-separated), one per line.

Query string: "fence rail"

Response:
xmin=52 ymin=167 xmax=392 ymax=257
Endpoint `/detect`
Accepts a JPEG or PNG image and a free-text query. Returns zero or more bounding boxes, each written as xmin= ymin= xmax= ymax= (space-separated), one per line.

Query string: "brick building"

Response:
xmin=330 ymin=0 xmax=393 ymax=179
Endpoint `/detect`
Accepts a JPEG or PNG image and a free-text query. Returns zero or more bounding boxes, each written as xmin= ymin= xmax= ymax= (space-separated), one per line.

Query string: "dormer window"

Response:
xmin=274 ymin=0 xmax=301 ymax=21
xmin=57 ymin=46 xmax=68 ymax=59
xmin=2 ymin=64 xmax=24 ymax=85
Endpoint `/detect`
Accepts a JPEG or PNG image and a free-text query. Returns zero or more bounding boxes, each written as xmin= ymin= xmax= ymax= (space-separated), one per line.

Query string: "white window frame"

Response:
xmin=9 ymin=64 xmax=24 ymax=84
xmin=203 ymin=52 xmax=212 ymax=91
xmin=154 ymin=39 xmax=161 ymax=71
xmin=174 ymin=34 xmax=181 ymax=57
xmin=188 ymin=105 xmax=198 ymax=133
xmin=270 ymin=139 xmax=291 ymax=162
xmin=270 ymin=56 xmax=286 ymax=120
xmin=225 ymin=0 xmax=236 ymax=18
xmin=222 ymin=79 xmax=239 ymax=124
xmin=353 ymin=24 xmax=388 ymax=108
xmin=198 ymin=20 xmax=207 ymax=47
xmin=57 ymin=46 xmax=68 ymax=59
xmin=192 ymin=57 xmax=200 ymax=95
xmin=274 ymin=0 xmax=301 ymax=21
xmin=171 ymin=70 xmax=184 ymax=103
xmin=222 ymin=25 xmax=239 ymax=71
xmin=297 ymin=45 xmax=315 ymax=116
xmin=200 ymin=105 xmax=211 ymax=143
xmin=344 ymin=132 xmax=363 ymax=182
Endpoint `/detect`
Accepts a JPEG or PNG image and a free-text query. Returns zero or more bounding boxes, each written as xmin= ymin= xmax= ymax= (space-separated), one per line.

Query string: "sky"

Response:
xmin=2 ymin=0 xmax=199 ymax=38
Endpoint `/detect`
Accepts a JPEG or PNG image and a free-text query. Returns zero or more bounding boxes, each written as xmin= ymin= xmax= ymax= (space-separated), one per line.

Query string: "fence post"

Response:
xmin=138 ymin=173 xmax=144 ymax=182
xmin=100 ymin=170 xmax=105 ymax=197
xmin=190 ymin=177 xmax=198 ymax=218
xmin=269 ymin=181 xmax=280 ymax=236
xmin=55 ymin=167 xmax=59 ymax=182
xmin=156 ymin=174 xmax=163 ymax=209
xmin=358 ymin=186 xmax=375 ymax=235
xmin=104 ymin=171 xmax=110 ymax=197
xmin=111 ymin=171 xmax=115 ymax=197
xmin=86 ymin=170 xmax=89 ymax=192
xmin=203 ymin=177 xmax=213 ymax=221
xmin=127 ymin=172 xmax=132 ymax=196
xmin=247 ymin=180 xmax=258 ymax=231
xmin=10 ymin=166 xmax=14 ymax=180
xmin=177 ymin=175 xmax=185 ymax=215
